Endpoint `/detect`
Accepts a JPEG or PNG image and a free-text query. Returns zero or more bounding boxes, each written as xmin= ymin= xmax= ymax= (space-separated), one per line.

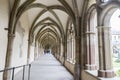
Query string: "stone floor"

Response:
xmin=14 ymin=54 xmax=73 ymax=80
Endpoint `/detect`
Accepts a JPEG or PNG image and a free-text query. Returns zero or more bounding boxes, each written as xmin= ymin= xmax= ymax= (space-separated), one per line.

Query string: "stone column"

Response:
xmin=27 ymin=40 xmax=31 ymax=64
xmin=34 ymin=42 xmax=37 ymax=60
xmin=74 ymin=36 xmax=80 ymax=80
xmin=60 ymin=40 xmax=64 ymax=65
xmin=70 ymin=38 xmax=72 ymax=61
xmin=85 ymin=31 xmax=97 ymax=70
xmin=57 ymin=43 xmax=60 ymax=59
xmin=3 ymin=33 xmax=15 ymax=80
xmin=59 ymin=42 xmax=61 ymax=59
xmin=63 ymin=40 xmax=67 ymax=65
xmin=67 ymin=39 xmax=69 ymax=60
xmin=55 ymin=47 xmax=57 ymax=57
xmin=97 ymin=26 xmax=115 ymax=78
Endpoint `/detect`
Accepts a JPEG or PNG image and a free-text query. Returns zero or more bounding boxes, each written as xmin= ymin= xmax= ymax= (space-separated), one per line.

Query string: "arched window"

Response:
xmin=110 ymin=9 xmax=120 ymax=77
xmin=96 ymin=1 xmax=120 ymax=78
xmin=85 ymin=5 xmax=98 ymax=70
xmin=67 ymin=23 xmax=75 ymax=63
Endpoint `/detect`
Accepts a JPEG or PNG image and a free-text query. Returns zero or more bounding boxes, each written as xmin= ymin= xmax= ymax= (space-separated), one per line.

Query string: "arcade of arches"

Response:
xmin=0 ymin=0 xmax=120 ymax=80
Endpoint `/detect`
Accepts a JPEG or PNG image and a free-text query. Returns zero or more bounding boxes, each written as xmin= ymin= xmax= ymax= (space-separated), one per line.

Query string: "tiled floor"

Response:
xmin=14 ymin=54 xmax=73 ymax=80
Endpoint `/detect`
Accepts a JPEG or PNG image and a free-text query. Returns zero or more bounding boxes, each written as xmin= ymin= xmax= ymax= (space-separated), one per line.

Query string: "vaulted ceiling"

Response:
xmin=18 ymin=0 xmax=84 ymax=50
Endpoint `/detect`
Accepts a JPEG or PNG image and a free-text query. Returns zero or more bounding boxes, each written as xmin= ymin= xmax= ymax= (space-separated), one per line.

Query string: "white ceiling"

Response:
xmin=19 ymin=0 xmax=84 ymax=47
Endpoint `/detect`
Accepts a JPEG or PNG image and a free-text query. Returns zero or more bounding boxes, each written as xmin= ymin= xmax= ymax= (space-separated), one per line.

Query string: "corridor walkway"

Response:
xmin=15 ymin=54 xmax=73 ymax=80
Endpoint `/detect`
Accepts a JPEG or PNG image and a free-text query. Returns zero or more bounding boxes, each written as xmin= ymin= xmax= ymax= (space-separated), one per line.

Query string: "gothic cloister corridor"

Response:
xmin=0 ymin=0 xmax=120 ymax=80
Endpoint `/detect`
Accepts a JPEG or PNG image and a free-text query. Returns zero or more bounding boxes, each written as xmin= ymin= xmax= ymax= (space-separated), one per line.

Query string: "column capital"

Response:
xmin=63 ymin=40 xmax=67 ymax=43
xmin=85 ymin=31 xmax=95 ymax=34
xmin=8 ymin=33 xmax=15 ymax=37
xmin=85 ymin=64 xmax=97 ymax=70
xmin=96 ymin=26 xmax=111 ymax=29
xmin=75 ymin=36 xmax=80 ymax=39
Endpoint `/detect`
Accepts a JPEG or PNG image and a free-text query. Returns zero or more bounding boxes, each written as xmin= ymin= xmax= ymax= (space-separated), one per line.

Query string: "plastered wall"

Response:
xmin=11 ymin=12 xmax=30 ymax=74
xmin=0 ymin=0 xmax=9 ymax=79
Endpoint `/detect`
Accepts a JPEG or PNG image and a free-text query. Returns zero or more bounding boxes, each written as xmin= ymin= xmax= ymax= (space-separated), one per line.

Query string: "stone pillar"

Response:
xmin=74 ymin=36 xmax=80 ymax=80
xmin=70 ymin=38 xmax=72 ymax=60
xmin=67 ymin=40 xmax=69 ymax=60
xmin=63 ymin=40 xmax=67 ymax=65
xmin=60 ymin=41 xmax=64 ymax=65
xmin=34 ymin=42 xmax=37 ymax=60
xmin=27 ymin=40 xmax=31 ymax=64
xmin=97 ymin=26 xmax=115 ymax=78
xmin=57 ymin=43 xmax=60 ymax=59
xmin=85 ymin=31 xmax=97 ymax=70
xmin=3 ymin=33 xmax=15 ymax=80
xmin=59 ymin=42 xmax=61 ymax=59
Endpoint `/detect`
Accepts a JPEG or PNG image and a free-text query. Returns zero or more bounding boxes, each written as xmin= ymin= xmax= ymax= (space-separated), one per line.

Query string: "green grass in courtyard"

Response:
xmin=113 ymin=61 xmax=120 ymax=67
xmin=113 ymin=57 xmax=120 ymax=67
xmin=113 ymin=56 xmax=120 ymax=76
xmin=116 ymin=70 xmax=120 ymax=76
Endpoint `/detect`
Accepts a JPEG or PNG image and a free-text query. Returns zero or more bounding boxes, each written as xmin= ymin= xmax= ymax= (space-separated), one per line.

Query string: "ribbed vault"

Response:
xmin=16 ymin=0 xmax=82 ymax=61
xmin=21 ymin=0 xmax=76 ymax=52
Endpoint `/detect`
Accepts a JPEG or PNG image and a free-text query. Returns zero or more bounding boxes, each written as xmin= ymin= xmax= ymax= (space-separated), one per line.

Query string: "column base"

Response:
xmin=98 ymin=70 xmax=115 ymax=78
xmin=85 ymin=64 xmax=97 ymax=70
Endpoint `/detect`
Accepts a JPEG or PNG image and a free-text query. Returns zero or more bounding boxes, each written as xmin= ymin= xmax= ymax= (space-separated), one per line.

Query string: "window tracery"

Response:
xmin=67 ymin=23 xmax=75 ymax=63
